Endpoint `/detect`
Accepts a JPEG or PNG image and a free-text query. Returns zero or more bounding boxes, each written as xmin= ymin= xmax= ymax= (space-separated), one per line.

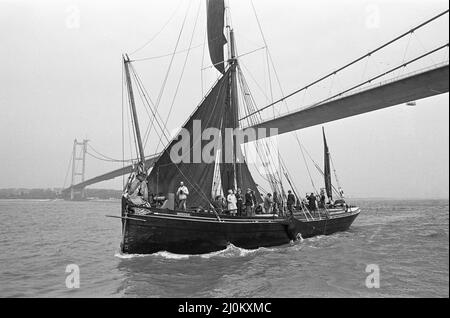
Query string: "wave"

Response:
xmin=114 ymin=244 xmax=277 ymax=260
xmin=114 ymin=252 xmax=149 ymax=259
xmin=199 ymin=244 xmax=276 ymax=259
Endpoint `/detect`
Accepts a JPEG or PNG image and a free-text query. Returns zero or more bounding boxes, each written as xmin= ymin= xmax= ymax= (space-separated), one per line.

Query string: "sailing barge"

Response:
xmin=117 ymin=0 xmax=360 ymax=255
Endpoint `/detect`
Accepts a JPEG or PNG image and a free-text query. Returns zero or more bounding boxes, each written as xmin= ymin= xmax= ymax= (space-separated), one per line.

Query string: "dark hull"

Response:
xmin=120 ymin=207 xmax=360 ymax=255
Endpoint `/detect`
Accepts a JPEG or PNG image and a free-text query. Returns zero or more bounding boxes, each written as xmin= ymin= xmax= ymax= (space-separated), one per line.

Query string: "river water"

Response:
xmin=0 ymin=199 xmax=448 ymax=297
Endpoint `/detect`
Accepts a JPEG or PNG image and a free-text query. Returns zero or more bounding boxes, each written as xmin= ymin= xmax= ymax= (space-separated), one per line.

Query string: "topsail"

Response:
xmin=206 ymin=0 xmax=227 ymax=74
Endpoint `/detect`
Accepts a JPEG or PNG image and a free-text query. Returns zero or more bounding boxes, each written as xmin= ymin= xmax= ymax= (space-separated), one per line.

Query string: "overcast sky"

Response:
xmin=0 ymin=0 xmax=448 ymax=199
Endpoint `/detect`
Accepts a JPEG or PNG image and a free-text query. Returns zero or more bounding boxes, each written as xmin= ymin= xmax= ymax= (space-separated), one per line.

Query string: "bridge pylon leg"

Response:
xmin=68 ymin=138 xmax=89 ymax=201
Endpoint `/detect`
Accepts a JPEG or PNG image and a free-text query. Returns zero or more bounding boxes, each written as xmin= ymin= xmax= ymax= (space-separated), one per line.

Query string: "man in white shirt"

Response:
xmin=176 ymin=181 xmax=189 ymax=211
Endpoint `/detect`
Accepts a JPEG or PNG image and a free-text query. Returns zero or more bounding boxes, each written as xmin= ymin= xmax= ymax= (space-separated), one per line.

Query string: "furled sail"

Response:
xmin=206 ymin=0 xmax=227 ymax=74
xmin=147 ymin=71 xmax=231 ymax=208
xmin=322 ymin=127 xmax=332 ymax=200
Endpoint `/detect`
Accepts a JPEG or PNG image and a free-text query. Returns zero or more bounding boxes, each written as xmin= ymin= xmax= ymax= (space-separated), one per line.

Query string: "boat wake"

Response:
xmin=199 ymin=244 xmax=276 ymax=259
xmin=114 ymin=244 xmax=277 ymax=260
xmin=114 ymin=252 xmax=150 ymax=259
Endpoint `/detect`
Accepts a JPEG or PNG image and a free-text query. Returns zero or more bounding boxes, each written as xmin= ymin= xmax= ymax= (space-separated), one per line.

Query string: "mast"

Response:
xmin=322 ymin=127 xmax=332 ymax=200
xmin=222 ymin=0 xmax=241 ymax=189
xmin=229 ymin=29 xmax=242 ymax=189
xmin=123 ymin=54 xmax=146 ymax=170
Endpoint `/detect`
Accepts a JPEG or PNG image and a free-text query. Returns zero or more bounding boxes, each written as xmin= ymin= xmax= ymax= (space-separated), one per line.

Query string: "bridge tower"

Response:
xmin=70 ymin=139 xmax=89 ymax=200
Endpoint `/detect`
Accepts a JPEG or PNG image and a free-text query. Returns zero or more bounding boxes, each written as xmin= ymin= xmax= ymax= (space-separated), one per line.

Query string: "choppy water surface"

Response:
xmin=0 ymin=199 xmax=448 ymax=297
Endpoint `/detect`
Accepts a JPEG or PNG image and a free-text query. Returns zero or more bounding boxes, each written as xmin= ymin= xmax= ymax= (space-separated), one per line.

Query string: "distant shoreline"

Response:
xmin=0 ymin=188 xmax=122 ymax=200
xmin=0 ymin=188 xmax=447 ymax=202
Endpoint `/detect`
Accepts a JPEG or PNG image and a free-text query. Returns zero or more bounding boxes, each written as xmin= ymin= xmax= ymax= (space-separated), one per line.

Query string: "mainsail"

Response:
xmin=147 ymin=72 xmax=230 ymax=208
xmin=206 ymin=0 xmax=227 ymax=74
xmin=322 ymin=127 xmax=332 ymax=200
xmin=147 ymin=69 xmax=262 ymax=207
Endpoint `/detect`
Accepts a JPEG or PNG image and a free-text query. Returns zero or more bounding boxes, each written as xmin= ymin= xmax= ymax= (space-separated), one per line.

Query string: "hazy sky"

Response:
xmin=0 ymin=0 xmax=448 ymax=199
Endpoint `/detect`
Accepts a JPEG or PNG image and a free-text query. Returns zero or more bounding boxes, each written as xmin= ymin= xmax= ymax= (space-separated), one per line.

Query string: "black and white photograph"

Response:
xmin=0 ymin=0 xmax=448 ymax=303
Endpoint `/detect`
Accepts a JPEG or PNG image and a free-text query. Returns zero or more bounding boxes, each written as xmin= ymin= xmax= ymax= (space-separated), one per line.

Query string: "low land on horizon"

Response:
xmin=0 ymin=188 xmax=122 ymax=200
xmin=0 ymin=188 xmax=448 ymax=201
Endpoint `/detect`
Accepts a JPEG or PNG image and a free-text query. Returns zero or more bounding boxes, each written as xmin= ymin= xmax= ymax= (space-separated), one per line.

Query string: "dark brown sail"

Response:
xmin=206 ymin=0 xmax=227 ymax=74
xmin=322 ymin=127 xmax=332 ymax=200
xmin=239 ymin=160 xmax=262 ymax=203
xmin=147 ymin=71 xmax=231 ymax=208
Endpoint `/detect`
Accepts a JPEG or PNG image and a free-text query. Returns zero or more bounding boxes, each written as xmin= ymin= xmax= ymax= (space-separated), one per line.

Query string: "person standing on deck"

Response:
xmin=272 ymin=191 xmax=279 ymax=213
xmin=227 ymin=189 xmax=237 ymax=216
xmin=319 ymin=188 xmax=326 ymax=208
xmin=176 ymin=181 xmax=189 ymax=211
xmin=245 ymin=188 xmax=253 ymax=216
xmin=263 ymin=193 xmax=274 ymax=214
xmin=235 ymin=188 xmax=243 ymax=216
xmin=287 ymin=190 xmax=296 ymax=214
xmin=251 ymin=190 xmax=257 ymax=215
xmin=308 ymin=193 xmax=317 ymax=212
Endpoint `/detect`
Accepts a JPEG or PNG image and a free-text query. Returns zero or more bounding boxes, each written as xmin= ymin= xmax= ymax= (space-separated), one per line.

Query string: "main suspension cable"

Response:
xmin=240 ymin=9 xmax=449 ymax=121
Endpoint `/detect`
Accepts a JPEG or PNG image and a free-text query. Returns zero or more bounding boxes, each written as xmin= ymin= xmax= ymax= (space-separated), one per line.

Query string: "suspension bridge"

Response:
xmin=61 ymin=9 xmax=449 ymax=200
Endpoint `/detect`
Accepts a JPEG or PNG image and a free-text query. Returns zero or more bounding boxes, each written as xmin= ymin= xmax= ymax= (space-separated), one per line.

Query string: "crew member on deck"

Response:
xmin=227 ymin=189 xmax=237 ymax=216
xmin=245 ymin=188 xmax=253 ymax=216
xmin=273 ymin=191 xmax=279 ymax=213
xmin=308 ymin=193 xmax=317 ymax=212
xmin=338 ymin=187 xmax=345 ymax=199
xmin=126 ymin=172 xmax=148 ymax=200
xmin=263 ymin=193 xmax=274 ymax=214
xmin=319 ymin=188 xmax=326 ymax=208
xmin=287 ymin=190 xmax=296 ymax=214
xmin=251 ymin=190 xmax=257 ymax=215
xmin=213 ymin=195 xmax=225 ymax=213
xmin=176 ymin=181 xmax=189 ymax=211
xmin=236 ymin=188 xmax=243 ymax=216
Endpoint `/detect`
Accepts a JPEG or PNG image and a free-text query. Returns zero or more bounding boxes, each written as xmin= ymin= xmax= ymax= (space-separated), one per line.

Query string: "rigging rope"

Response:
xmin=249 ymin=1 xmax=320 ymax=202
xmin=129 ymin=0 xmax=183 ymax=56
xmin=329 ymin=153 xmax=343 ymax=192
xmin=142 ymin=0 xmax=193 ymax=149
xmin=130 ymin=66 xmax=170 ymax=148
xmin=122 ymin=57 xmax=125 ymax=185
xmin=155 ymin=0 xmax=202 ymax=153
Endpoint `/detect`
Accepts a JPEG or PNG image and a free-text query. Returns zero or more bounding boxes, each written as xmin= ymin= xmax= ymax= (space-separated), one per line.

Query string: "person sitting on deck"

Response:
xmin=126 ymin=172 xmax=147 ymax=197
xmin=176 ymin=181 xmax=189 ymax=211
xmin=227 ymin=189 xmax=237 ymax=216
xmin=123 ymin=172 xmax=150 ymax=210
xmin=213 ymin=195 xmax=225 ymax=213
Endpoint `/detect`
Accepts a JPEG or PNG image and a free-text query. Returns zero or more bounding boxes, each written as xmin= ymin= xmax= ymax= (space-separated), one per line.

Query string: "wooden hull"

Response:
xmin=120 ymin=205 xmax=360 ymax=255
